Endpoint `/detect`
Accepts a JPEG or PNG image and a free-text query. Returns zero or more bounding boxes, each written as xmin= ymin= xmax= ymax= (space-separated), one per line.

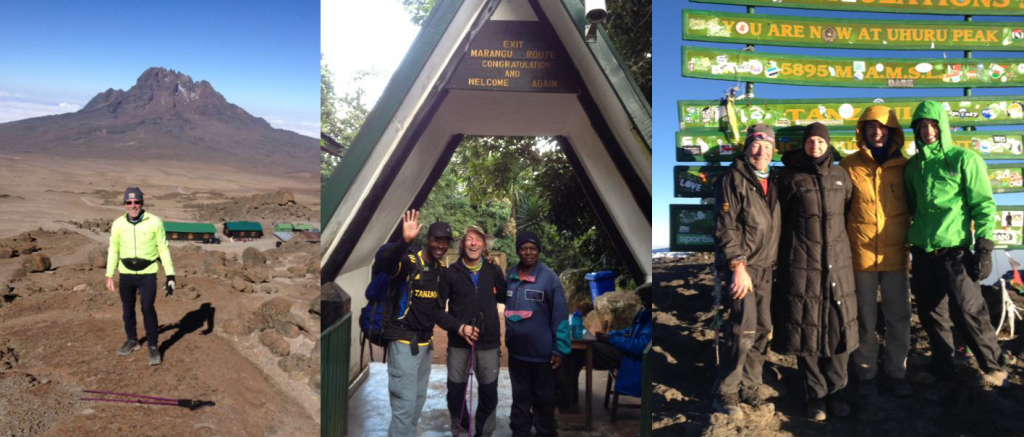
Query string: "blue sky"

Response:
xmin=654 ymin=1 xmax=1024 ymax=250
xmin=0 ymin=1 xmax=319 ymax=137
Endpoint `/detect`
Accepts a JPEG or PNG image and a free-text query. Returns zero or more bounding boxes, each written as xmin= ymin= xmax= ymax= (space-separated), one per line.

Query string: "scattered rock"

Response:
xmin=274 ymin=322 xmax=300 ymax=338
xmin=309 ymin=373 xmax=321 ymax=393
xmin=19 ymin=243 xmax=39 ymax=255
xmin=0 ymin=248 xmax=14 ymax=259
xmin=257 ymin=283 xmax=278 ymax=294
xmin=277 ymin=355 xmax=309 ymax=373
xmin=178 ymin=287 xmax=200 ymax=300
xmin=221 ymin=318 xmax=252 ymax=336
xmin=231 ymin=276 xmax=247 ymax=291
xmin=309 ymin=298 xmax=321 ymax=317
xmin=72 ymin=284 xmax=88 ymax=292
xmin=259 ymin=330 xmax=290 ymax=357
xmin=584 ymin=290 xmax=641 ymax=334
xmin=288 ymin=265 xmax=306 ymax=277
xmin=560 ymin=268 xmax=591 ymax=313
xmin=244 ymin=282 xmax=254 ymax=293
xmin=22 ymin=253 xmax=51 ymax=273
xmin=244 ymin=266 xmax=270 ymax=284
xmin=309 ymin=340 xmax=321 ymax=370
xmin=242 ymin=247 xmax=266 ymax=270
xmin=87 ymin=246 xmax=106 ymax=269
xmin=0 ymin=346 xmax=18 ymax=371
xmin=182 ymin=243 xmax=203 ymax=253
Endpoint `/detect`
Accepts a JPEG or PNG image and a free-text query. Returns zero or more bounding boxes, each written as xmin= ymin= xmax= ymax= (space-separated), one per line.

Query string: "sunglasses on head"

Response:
xmin=125 ymin=200 xmax=142 ymax=205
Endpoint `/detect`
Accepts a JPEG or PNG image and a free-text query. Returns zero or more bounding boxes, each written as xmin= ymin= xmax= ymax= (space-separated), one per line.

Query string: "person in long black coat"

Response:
xmin=772 ymin=122 xmax=859 ymax=422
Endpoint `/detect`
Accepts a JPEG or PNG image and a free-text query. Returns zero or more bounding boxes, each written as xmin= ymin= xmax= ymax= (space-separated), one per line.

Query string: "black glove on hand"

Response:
xmin=165 ymin=275 xmax=176 ymax=297
xmin=969 ymin=238 xmax=994 ymax=282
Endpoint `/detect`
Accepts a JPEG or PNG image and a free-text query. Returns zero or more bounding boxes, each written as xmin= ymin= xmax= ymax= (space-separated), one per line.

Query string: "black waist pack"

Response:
xmin=121 ymin=258 xmax=156 ymax=271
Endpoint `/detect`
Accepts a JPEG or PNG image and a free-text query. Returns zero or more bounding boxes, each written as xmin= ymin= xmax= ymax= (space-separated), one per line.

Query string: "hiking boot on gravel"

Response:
xmin=148 ymin=346 xmax=162 ymax=366
xmin=857 ymin=378 xmax=876 ymax=397
xmin=713 ymin=392 xmax=744 ymax=419
xmin=981 ymin=369 xmax=1008 ymax=388
xmin=116 ymin=340 xmax=140 ymax=356
xmin=890 ymin=377 xmax=914 ymax=397
xmin=807 ymin=398 xmax=827 ymax=422
xmin=827 ymin=393 xmax=851 ymax=418
xmin=740 ymin=384 xmax=766 ymax=407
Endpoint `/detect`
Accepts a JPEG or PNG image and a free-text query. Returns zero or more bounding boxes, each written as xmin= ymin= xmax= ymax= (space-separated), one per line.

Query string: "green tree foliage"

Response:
xmin=320 ymin=57 xmax=374 ymax=187
xmin=401 ymin=0 xmax=436 ymax=26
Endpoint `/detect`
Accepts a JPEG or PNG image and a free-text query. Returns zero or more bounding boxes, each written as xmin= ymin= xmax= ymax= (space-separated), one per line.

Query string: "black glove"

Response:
xmin=595 ymin=332 xmax=611 ymax=344
xmin=165 ymin=275 xmax=176 ymax=297
xmin=968 ymin=238 xmax=994 ymax=282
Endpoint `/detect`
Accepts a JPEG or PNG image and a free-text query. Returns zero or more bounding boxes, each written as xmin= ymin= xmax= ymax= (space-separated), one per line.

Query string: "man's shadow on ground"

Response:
xmin=141 ymin=302 xmax=216 ymax=356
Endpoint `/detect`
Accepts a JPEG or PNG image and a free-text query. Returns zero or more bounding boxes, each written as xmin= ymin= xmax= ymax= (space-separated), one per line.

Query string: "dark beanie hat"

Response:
xmin=744 ymin=123 xmax=776 ymax=149
xmin=802 ymin=122 xmax=831 ymax=145
xmin=516 ymin=231 xmax=542 ymax=253
xmin=123 ymin=187 xmax=144 ymax=203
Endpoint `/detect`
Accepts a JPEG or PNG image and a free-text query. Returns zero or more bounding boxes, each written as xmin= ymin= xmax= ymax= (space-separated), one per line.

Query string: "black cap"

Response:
xmin=516 ymin=230 xmax=542 ymax=253
xmin=802 ymin=122 xmax=832 ymax=146
xmin=427 ymin=222 xmax=453 ymax=240
xmin=123 ymin=187 xmax=144 ymax=203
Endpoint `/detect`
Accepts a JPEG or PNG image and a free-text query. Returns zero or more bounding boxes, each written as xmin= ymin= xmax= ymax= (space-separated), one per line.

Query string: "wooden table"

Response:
xmin=570 ymin=332 xmax=596 ymax=432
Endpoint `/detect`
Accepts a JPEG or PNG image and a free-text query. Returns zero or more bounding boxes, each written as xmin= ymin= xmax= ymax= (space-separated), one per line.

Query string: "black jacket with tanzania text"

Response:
xmin=440 ymin=259 xmax=507 ymax=350
xmin=374 ymin=242 xmax=461 ymax=340
xmin=712 ymin=157 xmax=781 ymax=271
xmin=771 ymin=149 xmax=859 ymax=357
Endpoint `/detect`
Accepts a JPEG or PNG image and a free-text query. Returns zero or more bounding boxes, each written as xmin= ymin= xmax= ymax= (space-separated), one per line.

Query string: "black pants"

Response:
xmin=557 ymin=342 xmax=621 ymax=407
xmin=798 ymin=352 xmax=849 ymax=400
xmin=715 ymin=265 xmax=772 ymax=396
xmin=119 ymin=273 xmax=158 ymax=348
xmin=910 ymin=247 xmax=1003 ymax=374
xmin=509 ymin=356 xmax=558 ymax=437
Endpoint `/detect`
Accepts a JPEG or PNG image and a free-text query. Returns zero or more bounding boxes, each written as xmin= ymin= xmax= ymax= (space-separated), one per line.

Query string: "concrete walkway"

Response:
xmin=347 ymin=363 xmax=641 ymax=436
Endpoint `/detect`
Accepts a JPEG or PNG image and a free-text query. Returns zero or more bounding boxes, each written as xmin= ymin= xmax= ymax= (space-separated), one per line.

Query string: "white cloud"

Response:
xmin=259 ymin=114 xmax=319 ymax=138
xmin=321 ymin=1 xmax=420 ymax=106
xmin=0 ymin=97 xmax=81 ymax=123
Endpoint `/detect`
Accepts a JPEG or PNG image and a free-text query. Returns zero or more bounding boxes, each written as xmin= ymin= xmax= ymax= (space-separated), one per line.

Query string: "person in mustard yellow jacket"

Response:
xmin=839 ymin=106 xmax=913 ymax=397
xmin=105 ymin=187 xmax=175 ymax=366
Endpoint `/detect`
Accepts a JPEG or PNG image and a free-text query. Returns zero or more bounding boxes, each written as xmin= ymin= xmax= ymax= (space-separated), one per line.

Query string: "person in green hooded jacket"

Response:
xmin=904 ymin=101 xmax=1009 ymax=387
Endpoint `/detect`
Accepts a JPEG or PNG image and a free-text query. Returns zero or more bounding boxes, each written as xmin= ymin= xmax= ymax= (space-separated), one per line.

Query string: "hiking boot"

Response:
xmin=981 ymin=369 xmax=1008 ymax=388
xmin=1000 ymin=350 xmax=1017 ymax=367
xmin=857 ymin=378 xmax=876 ymax=397
xmin=740 ymin=384 xmax=766 ymax=407
xmin=827 ymin=393 xmax=851 ymax=418
xmin=807 ymin=398 xmax=827 ymax=421
xmin=713 ymin=392 xmax=744 ymax=419
xmin=890 ymin=377 xmax=914 ymax=397
xmin=148 ymin=346 xmax=162 ymax=366
xmin=116 ymin=340 xmax=140 ymax=356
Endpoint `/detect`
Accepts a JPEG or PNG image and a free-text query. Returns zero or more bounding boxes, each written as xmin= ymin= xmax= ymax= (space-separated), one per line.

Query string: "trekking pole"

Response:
xmin=457 ymin=313 xmax=484 ymax=437
xmin=81 ymin=389 xmax=215 ymax=411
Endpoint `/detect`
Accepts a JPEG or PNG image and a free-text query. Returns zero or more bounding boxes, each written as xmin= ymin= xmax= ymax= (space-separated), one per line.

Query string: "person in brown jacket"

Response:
xmin=839 ymin=106 xmax=913 ymax=398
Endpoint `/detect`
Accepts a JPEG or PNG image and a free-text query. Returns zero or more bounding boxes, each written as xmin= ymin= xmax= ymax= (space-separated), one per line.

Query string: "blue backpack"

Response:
xmin=358 ymin=247 xmax=423 ymax=352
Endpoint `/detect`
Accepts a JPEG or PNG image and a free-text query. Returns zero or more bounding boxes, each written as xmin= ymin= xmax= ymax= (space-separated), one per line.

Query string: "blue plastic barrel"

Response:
xmin=584 ymin=270 xmax=618 ymax=302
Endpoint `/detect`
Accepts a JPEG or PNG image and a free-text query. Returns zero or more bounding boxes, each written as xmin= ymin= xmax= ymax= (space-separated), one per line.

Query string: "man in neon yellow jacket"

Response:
xmin=104 ymin=187 xmax=175 ymax=366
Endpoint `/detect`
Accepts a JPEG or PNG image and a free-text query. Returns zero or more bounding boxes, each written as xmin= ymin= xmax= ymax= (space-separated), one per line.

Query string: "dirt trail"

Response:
xmin=0 ymin=227 xmax=320 ymax=437
xmin=653 ymin=254 xmax=1024 ymax=437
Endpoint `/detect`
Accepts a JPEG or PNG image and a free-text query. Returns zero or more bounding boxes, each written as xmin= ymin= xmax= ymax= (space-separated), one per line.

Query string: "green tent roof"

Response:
xmin=225 ymin=221 xmax=263 ymax=232
xmin=275 ymin=223 xmax=294 ymax=232
xmin=164 ymin=222 xmax=217 ymax=234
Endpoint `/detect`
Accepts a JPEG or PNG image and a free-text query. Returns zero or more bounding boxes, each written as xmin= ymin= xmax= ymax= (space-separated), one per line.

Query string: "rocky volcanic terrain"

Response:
xmin=653 ymin=254 xmax=1024 ymax=437
xmin=0 ymin=67 xmax=317 ymax=174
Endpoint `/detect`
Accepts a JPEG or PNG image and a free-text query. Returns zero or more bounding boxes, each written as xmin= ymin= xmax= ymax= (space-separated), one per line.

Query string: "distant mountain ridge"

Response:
xmin=0 ymin=67 xmax=316 ymax=173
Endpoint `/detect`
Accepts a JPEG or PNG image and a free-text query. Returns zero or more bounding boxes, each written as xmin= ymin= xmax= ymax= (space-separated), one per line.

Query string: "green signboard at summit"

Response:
xmin=689 ymin=0 xmax=1024 ymax=16
xmin=679 ymin=96 xmax=1024 ymax=131
xmin=684 ymin=10 xmax=1024 ymax=51
xmin=675 ymin=163 xmax=1024 ymax=197
xmin=671 ymin=204 xmax=1024 ymax=252
xmin=676 ymin=130 xmax=1024 ymax=162
xmin=683 ymin=46 xmax=1024 ymax=88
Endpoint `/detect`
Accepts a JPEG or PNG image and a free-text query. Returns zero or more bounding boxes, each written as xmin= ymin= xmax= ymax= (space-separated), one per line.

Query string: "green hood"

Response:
xmin=911 ymin=101 xmax=954 ymax=150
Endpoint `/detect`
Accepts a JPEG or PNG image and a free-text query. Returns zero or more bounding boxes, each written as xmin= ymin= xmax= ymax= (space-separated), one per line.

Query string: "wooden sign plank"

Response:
xmin=683 ymin=46 xmax=1024 ymax=88
xmin=689 ymin=0 xmax=1024 ymax=16
xmin=683 ymin=10 xmax=1024 ymax=51
xmin=678 ymin=96 xmax=1024 ymax=130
